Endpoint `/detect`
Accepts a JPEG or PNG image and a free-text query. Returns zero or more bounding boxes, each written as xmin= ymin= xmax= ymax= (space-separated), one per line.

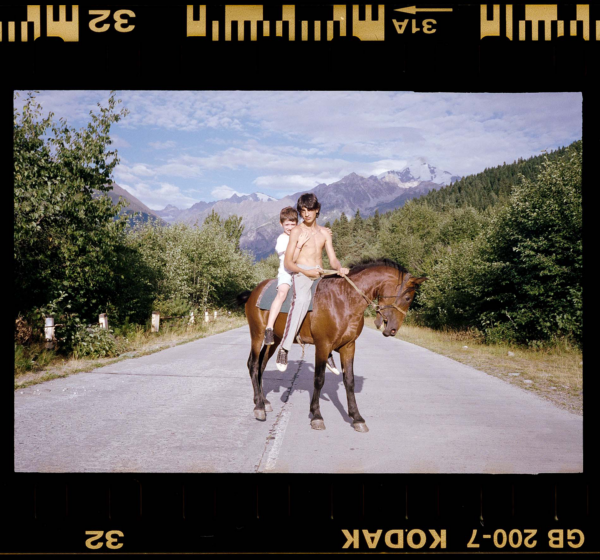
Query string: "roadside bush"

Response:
xmin=66 ymin=321 xmax=119 ymax=359
xmin=14 ymin=316 xmax=33 ymax=346
xmin=253 ymin=253 xmax=280 ymax=282
xmin=14 ymin=343 xmax=56 ymax=375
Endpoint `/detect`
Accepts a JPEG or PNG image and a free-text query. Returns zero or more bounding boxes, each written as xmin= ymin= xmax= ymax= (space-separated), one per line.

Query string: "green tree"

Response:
xmin=372 ymin=209 xmax=380 ymax=232
xmin=479 ymin=144 xmax=582 ymax=344
xmin=378 ymin=201 xmax=444 ymax=276
xmin=224 ymin=214 xmax=244 ymax=250
xmin=14 ymin=91 xmax=129 ymax=321
xmin=203 ymin=209 xmax=222 ymax=227
xmin=127 ymin=220 xmax=256 ymax=311
xmin=352 ymin=209 xmax=364 ymax=234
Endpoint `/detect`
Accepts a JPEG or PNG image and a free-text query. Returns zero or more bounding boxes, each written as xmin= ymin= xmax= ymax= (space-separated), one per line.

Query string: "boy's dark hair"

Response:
xmin=280 ymin=206 xmax=298 ymax=223
xmin=297 ymin=193 xmax=321 ymax=218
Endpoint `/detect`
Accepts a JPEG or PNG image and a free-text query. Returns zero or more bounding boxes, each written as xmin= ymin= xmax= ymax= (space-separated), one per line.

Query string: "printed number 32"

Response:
xmin=85 ymin=530 xmax=124 ymax=550
xmin=89 ymin=10 xmax=135 ymax=33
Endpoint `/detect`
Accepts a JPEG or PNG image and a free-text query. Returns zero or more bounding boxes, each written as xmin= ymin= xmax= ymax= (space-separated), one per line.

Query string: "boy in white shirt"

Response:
xmin=264 ymin=206 xmax=339 ymax=374
xmin=264 ymin=206 xmax=309 ymax=343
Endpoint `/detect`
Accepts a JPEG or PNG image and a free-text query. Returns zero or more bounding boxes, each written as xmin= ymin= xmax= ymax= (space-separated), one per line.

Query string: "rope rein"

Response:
xmin=319 ymin=269 xmax=407 ymax=317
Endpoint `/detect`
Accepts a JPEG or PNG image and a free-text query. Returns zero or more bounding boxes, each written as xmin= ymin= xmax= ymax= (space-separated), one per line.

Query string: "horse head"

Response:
xmin=376 ymin=272 xmax=427 ymax=337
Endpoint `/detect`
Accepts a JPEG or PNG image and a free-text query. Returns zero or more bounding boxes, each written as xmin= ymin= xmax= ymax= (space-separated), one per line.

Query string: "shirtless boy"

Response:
xmin=276 ymin=193 xmax=349 ymax=372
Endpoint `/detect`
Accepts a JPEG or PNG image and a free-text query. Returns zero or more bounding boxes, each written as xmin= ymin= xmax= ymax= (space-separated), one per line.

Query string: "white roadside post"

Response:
xmin=189 ymin=311 xmax=195 ymax=325
xmin=205 ymin=311 xmax=209 ymax=323
xmin=44 ymin=317 xmax=55 ymax=349
xmin=151 ymin=311 xmax=160 ymax=333
xmin=214 ymin=310 xmax=217 ymax=320
xmin=99 ymin=313 xmax=108 ymax=330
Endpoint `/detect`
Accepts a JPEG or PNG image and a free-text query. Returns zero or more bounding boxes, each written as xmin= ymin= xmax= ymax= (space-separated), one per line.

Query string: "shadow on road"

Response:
xmin=262 ymin=361 xmax=365 ymax=427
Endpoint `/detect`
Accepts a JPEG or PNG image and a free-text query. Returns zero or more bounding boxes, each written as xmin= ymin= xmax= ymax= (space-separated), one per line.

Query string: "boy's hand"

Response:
xmin=297 ymin=230 xmax=310 ymax=248
xmin=303 ymin=267 xmax=322 ymax=279
xmin=337 ymin=267 xmax=350 ymax=276
xmin=324 ymin=227 xmax=333 ymax=236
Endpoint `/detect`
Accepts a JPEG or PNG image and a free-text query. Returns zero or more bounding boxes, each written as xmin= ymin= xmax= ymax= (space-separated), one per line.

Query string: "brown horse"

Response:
xmin=238 ymin=259 xmax=426 ymax=432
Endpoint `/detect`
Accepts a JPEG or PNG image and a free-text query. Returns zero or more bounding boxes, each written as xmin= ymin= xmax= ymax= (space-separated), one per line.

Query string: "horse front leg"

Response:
xmin=310 ymin=345 xmax=330 ymax=430
xmin=339 ymin=341 xmax=369 ymax=433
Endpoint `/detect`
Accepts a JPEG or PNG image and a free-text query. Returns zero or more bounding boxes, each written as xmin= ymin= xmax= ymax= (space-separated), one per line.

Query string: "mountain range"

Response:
xmin=108 ymin=162 xmax=461 ymax=260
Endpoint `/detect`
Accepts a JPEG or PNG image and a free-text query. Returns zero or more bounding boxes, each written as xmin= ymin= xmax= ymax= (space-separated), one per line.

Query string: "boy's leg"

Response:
xmin=280 ymin=272 xmax=313 ymax=353
xmin=264 ymin=284 xmax=290 ymax=345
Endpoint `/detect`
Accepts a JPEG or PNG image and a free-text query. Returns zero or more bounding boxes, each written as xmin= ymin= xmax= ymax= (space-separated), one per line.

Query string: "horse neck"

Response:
xmin=350 ymin=267 xmax=399 ymax=301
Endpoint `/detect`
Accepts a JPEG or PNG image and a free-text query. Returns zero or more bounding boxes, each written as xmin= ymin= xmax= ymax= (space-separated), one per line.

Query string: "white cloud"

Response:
xmin=154 ymin=163 xmax=203 ymax=178
xmin=119 ymin=182 xmax=200 ymax=211
xmin=19 ymin=90 xmax=582 ymax=192
xmin=253 ymin=173 xmax=342 ymax=192
xmin=149 ymin=140 xmax=176 ymax=149
xmin=111 ymin=135 xmax=131 ymax=148
xmin=211 ymin=185 xmax=249 ymax=200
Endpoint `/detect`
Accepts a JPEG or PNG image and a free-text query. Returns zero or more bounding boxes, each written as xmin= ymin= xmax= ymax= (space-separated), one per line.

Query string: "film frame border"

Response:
xmin=3 ymin=0 xmax=596 ymax=554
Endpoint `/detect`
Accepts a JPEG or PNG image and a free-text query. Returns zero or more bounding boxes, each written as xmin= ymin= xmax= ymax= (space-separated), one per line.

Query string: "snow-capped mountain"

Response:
xmin=253 ymin=192 xmax=277 ymax=202
xmin=379 ymin=159 xmax=461 ymax=188
xmin=151 ymin=162 xmax=461 ymax=259
xmin=227 ymin=192 xmax=278 ymax=203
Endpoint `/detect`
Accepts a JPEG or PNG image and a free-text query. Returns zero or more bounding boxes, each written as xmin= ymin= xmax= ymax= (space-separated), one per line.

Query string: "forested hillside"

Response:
xmin=324 ymin=141 xmax=582 ymax=347
xmin=419 ymin=144 xmax=577 ymax=211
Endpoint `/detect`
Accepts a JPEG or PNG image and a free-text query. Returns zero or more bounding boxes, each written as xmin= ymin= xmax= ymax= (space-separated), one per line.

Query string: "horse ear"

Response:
xmin=411 ymin=276 xmax=428 ymax=285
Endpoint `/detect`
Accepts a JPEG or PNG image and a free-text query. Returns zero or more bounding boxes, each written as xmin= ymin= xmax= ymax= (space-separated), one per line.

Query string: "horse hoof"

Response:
xmin=265 ymin=402 xmax=273 ymax=412
xmin=311 ymin=419 xmax=326 ymax=430
xmin=254 ymin=408 xmax=266 ymax=421
xmin=353 ymin=422 xmax=369 ymax=433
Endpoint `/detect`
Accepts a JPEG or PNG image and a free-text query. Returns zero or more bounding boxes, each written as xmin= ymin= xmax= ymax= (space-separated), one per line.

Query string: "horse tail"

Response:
xmin=236 ymin=290 xmax=252 ymax=307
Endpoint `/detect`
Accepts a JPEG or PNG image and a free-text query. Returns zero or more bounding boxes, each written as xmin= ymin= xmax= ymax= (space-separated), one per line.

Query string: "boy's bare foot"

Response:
xmin=326 ymin=353 xmax=340 ymax=375
xmin=264 ymin=328 xmax=274 ymax=346
xmin=276 ymin=348 xmax=288 ymax=372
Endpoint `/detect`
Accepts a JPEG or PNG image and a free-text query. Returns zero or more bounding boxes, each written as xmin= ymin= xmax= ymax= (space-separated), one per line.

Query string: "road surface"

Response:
xmin=14 ymin=326 xmax=583 ymax=473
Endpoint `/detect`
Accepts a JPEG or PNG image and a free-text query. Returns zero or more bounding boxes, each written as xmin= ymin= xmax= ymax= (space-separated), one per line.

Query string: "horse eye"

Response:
xmin=405 ymin=296 xmax=411 ymax=301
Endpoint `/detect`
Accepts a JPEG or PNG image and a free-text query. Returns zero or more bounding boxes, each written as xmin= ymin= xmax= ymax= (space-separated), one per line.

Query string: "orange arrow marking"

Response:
xmin=394 ymin=6 xmax=454 ymax=14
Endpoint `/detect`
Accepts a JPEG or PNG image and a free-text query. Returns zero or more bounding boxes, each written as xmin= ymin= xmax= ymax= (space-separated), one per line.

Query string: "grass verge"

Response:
xmin=15 ymin=314 xmax=248 ymax=390
xmin=365 ymin=320 xmax=582 ymax=415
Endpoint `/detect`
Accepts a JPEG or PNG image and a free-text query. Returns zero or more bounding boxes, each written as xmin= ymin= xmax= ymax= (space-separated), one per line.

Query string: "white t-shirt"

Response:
xmin=276 ymin=233 xmax=292 ymax=276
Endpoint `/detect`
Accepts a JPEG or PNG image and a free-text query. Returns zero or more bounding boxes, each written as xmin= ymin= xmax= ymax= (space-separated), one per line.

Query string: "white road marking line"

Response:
xmin=263 ymin=403 xmax=293 ymax=471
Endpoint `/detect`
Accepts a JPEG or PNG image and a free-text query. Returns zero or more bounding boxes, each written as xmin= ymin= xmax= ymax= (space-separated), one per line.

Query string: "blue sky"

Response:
xmin=14 ymin=91 xmax=582 ymax=211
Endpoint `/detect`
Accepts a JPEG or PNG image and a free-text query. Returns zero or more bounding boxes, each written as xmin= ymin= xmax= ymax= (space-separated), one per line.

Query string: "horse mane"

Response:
xmin=346 ymin=258 xmax=408 ymax=277
xmin=320 ymin=258 xmax=408 ymax=282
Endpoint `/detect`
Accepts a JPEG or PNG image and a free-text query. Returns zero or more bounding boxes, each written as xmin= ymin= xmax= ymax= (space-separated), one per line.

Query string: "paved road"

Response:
xmin=14 ymin=326 xmax=582 ymax=473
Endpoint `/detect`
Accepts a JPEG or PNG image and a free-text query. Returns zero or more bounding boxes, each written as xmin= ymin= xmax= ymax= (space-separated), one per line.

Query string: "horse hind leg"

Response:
xmin=248 ymin=335 xmax=268 ymax=421
xmin=258 ymin=339 xmax=279 ymax=413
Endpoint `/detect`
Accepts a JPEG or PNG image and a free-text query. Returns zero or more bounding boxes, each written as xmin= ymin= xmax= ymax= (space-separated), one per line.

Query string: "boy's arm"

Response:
xmin=323 ymin=228 xmax=349 ymax=275
xmin=292 ymin=244 xmax=301 ymax=263
xmin=292 ymin=230 xmax=310 ymax=262
xmin=284 ymin=228 xmax=304 ymax=273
